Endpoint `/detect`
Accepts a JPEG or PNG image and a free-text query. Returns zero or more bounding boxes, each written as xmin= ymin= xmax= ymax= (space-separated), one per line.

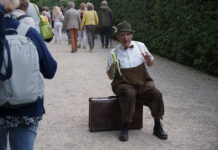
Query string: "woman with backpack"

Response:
xmin=0 ymin=0 xmax=57 ymax=150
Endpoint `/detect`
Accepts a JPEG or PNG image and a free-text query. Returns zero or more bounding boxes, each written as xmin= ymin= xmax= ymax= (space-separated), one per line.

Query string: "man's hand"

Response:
xmin=114 ymin=62 xmax=119 ymax=70
xmin=107 ymin=62 xmax=119 ymax=80
xmin=142 ymin=52 xmax=153 ymax=66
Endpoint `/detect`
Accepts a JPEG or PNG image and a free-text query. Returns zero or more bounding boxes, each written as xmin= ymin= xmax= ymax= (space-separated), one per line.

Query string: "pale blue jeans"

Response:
xmin=0 ymin=124 xmax=38 ymax=150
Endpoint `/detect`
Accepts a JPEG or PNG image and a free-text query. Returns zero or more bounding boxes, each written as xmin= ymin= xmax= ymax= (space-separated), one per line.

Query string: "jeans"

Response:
xmin=54 ymin=21 xmax=63 ymax=42
xmin=86 ymin=25 xmax=96 ymax=50
xmin=66 ymin=30 xmax=70 ymax=42
xmin=0 ymin=124 xmax=38 ymax=150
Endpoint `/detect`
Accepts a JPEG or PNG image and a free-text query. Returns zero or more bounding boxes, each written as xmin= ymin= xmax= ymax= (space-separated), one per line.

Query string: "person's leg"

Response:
xmin=90 ymin=25 xmax=96 ymax=51
xmin=117 ymin=84 xmax=137 ymax=123
xmin=54 ymin=22 xmax=58 ymax=43
xmin=137 ymin=87 xmax=164 ymax=120
xmin=66 ymin=30 xmax=71 ymax=44
xmin=73 ymin=29 xmax=78 ymax=51
xmin=105 ymin=27 xmax=111 ymax=48
xmin=0 ymin=128 xmax=8 ymax=150
xmin=137 ymin=87 xmax=167 ymax=139
xmin=82 ymin=29 xmax=87 ymax=48
xmin=58 ymin=22 xmax=63 ymax=43
xmin=77 ymin=30 xmax=82 ymax=48
xmin=9 ymin=124 xmax=38 ymax=150
xmin=116 ymin=84 xmax=137 ymax=141
xmin=69 ymin=29 xmax=76 ymax=52
xmin=86 ymin=26 xmax=92 ymax=50
xmin=100 ymin=27 xmax=105 ymax=47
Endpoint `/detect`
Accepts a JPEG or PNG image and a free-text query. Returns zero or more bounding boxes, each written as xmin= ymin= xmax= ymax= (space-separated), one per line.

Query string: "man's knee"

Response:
xmin=118 ymin=86 xmax=136 ymax=99
xmin=149 ymin=88 xmax=162 ymax=101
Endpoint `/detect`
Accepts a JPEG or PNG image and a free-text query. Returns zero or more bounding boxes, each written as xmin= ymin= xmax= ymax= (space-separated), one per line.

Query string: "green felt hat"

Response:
xmin=114 ymin=20 xmax=135 ymax=33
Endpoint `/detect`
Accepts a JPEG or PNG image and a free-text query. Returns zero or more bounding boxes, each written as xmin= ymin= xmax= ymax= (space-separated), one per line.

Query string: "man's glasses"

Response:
xmin=119 ymin=32 xmax=132 ymax=38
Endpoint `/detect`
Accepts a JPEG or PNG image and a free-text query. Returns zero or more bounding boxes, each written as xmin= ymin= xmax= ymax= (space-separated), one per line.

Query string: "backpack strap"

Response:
xmin=0 ymin=6 xmax=12 ymax=81
xmin=0 ymin=4 xmax=5 ymax=39
xmin=0 ymin=38 xmax=12 ymax=81
xmin=16 ymin=23 xmax=30 ymax=36
xmin=17 ymin=14 xmax=30 ymax=21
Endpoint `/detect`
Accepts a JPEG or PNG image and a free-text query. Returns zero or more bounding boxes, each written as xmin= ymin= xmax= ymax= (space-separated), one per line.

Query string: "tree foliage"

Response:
xmin=30 ymin=0 xmax=72 ymax=8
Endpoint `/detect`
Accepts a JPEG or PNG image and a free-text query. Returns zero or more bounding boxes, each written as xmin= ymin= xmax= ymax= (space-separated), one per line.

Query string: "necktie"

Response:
xmin=124 ymin=45 xmax=134 ymax=50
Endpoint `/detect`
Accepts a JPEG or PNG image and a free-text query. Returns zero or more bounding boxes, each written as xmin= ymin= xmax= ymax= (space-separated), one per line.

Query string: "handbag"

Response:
xmin=33 ymin=4 xmax=53 ymax=42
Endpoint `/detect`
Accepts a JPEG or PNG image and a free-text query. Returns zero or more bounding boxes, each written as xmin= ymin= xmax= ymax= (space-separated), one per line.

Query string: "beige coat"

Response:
xmin=63 ymin=8 xmax=81 ymax=30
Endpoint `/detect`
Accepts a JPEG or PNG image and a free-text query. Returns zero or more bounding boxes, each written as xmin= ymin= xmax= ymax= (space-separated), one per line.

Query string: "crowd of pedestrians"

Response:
xmin=2 ymin=0 xmax=114 ymax=54
xmin=11 ymin=0 xmax=114 ymax=54
xmin=33 ymin=1 xmax=112 ymax=54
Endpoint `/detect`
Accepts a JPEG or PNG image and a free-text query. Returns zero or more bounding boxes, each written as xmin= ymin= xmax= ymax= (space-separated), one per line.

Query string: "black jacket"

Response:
xmin=98 ymin=5 xmax=113 ymax=28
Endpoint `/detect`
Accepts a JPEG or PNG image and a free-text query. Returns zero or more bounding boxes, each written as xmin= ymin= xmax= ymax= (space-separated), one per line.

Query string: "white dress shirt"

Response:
xmin=106 ymin=41 xmax=154 ymax=72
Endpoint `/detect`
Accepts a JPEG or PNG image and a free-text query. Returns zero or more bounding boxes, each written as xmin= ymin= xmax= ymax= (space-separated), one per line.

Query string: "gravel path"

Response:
xmin=35 ymin=34 xmax=218 ymax=150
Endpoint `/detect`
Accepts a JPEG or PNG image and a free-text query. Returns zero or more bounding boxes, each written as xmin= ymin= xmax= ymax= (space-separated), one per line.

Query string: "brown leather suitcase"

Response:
xmin=89 ymin=96 xmax=143 ymax=131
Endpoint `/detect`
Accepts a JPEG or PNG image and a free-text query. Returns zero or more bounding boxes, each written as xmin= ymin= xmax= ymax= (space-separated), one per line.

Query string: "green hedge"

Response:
xmin=150 ymin=0 xmax=218 ymax=77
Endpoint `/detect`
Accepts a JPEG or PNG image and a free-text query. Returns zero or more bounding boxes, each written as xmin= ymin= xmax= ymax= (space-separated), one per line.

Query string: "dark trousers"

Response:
xmin=117 ymin=84 xmax=164 ymax=123
xmin=66 ymin=30 xmax=70 ymax=41
xmin=86 ymin=25 xmax=96 ymax=50
xmin=100 ymin=27 xmax=111 ymax=47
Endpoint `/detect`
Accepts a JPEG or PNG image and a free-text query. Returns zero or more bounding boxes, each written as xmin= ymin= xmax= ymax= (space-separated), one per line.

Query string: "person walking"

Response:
xmin=80 ymin=2 xmax=98 ymax=52
xmin=52 ymin=6 xmax=64 ymax=44
xmin=106 ymin=21 xmax=168 ymax=141
xmin=41 ymin=6 xmax=52 ymax=25
xmin=12 ymin=0 xmax=36 ymax=28
xmin=62 ymin=5 xmax=71 ymax=44
xmin=27 ymin=1 xmax=40 ymax=33
xmin=0 ymin=0 xmax=57 ymax=149
xmin=12 ymin=0 xmax=35 ymax=28
xmin=77 ymin=2 xmax=87 ymax=49
xmin=63 ymin=1 xmax=81 ymax=53
xmin=98 ymin=0 xmax=113 ymax=48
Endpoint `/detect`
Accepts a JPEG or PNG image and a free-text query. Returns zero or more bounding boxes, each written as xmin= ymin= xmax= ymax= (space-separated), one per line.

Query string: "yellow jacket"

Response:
xmin=80 ymin=10 xmax=99 ymax=29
